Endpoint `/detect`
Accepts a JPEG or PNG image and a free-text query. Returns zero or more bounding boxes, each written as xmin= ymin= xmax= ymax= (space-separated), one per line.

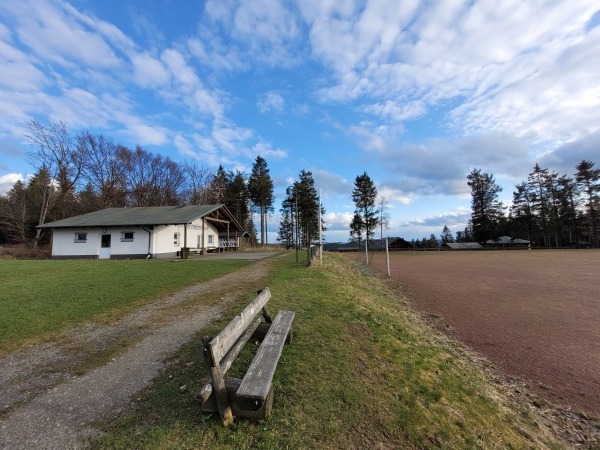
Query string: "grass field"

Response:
xmin=93 ymin=252 xmax=569 ymax=449
xmin=0 ymin=258 xmax=248 ymax=354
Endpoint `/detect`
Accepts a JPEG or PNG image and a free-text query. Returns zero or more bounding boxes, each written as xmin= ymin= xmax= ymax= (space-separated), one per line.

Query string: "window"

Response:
xmin=208 ymin=234 xmax=214 ymax=245
xmin=74 ymin=232 xmax=87 ymax=243
xmin=174 ymin=232 xmax=180 ymax=246
xmin=120 ymin=231 xmax=135 ymax=242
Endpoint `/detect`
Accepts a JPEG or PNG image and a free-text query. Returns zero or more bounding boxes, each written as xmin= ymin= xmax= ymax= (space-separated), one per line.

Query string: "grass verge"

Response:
xmin=93 ymin=252 xmax=566 ymax=449
xmin=0 ymin=258 xmax=248 ymax=354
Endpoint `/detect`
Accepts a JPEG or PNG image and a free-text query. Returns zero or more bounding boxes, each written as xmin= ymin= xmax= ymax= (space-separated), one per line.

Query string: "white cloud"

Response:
xmin=250 ymin=141 xmax=287 ymax=160
xmin=300 ymin=0 xmax=600 ymax=146
xmin=204 ymin=0 xmax=303 ymax=66
xmin=0 ymin=173 xmax=24 ymax=194
xmin=131 ymin=52 xmax=170 ymax=88
xmin=0 ymin=0 xmax=122 ymax=69
xmin=323 ymin=211 xmax=354 ymax=231
xmin=257 ymin=92 xmax=285 ymax=114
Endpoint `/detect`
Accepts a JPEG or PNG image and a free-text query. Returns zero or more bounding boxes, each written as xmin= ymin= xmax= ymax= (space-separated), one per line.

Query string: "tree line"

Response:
xmin=345 ymin=160 xmax=600 ymax=250
xmin=461 ymin=160 xmax=600 ymax=247
xmin=0 ymin=120 xmax=288 ymax=249
xmin=276 ymin=170 xmax=325 ymax=249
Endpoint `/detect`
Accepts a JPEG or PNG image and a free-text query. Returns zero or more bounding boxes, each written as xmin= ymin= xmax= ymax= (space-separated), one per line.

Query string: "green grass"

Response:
xmin=0 ymin=258 xmax=248 ymax=354
xmin=93 ymin=253 xmax=565 ymax=450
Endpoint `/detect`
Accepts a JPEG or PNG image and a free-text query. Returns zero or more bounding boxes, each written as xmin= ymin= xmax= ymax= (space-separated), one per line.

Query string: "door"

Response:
xmin=99 ymin=234 xmax=111 ymax=259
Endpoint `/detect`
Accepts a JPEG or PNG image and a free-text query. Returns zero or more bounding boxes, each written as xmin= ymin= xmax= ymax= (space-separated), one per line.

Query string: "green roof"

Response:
xmin=40 ymin=205 xmax=242 ymax=230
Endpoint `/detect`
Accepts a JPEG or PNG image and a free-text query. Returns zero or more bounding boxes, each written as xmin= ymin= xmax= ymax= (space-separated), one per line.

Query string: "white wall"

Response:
xmin=153 ymin=220 xmax=219 ymax=255
xmin=52 ymin=227 xmax=151 ymax=258
xmin=51 ymin=219 xmax=225 ymax=259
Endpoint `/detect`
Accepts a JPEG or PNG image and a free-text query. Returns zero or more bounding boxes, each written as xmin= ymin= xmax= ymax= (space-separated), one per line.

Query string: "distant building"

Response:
xmin=485 ymin=236 xmax=530 ymax=249
xmin=444 ymin=242 xmax=484 ymax=250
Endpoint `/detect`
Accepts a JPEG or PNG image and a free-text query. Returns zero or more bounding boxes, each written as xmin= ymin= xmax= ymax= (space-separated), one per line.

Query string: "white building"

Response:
xmin=39 ymin=205 xmax=244 ymax=259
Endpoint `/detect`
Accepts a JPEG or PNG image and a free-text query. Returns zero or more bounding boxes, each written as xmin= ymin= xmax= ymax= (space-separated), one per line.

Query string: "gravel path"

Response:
xmin=0 ymin=254 xmax=279 ymax=449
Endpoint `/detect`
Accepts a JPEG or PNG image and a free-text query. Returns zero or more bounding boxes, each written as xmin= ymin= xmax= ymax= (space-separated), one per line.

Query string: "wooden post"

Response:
xmin=386 ymin=238 xmax=390 ymax=277
xmin=202 ymin=336 xmax=234 ymax=426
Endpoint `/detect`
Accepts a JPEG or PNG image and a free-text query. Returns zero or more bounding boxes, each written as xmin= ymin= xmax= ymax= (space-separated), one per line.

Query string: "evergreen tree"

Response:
xmin=208 ymin=165 xmax=228 ymax=204
xmin=349 ymin=213 xmax=363 ymax=244
xmin=351 ymin=172 xmax=379 ymax=241
xmin=511 ymin=182 xmax=535 ymax=243
xmin=0 ymin=179 xmax=29 ymax=244
xmin=467 ymin=169 xmax=504 ymax=243
xmin=575 ymin=160 xmax=600 ymax=247
xmin=557 ymin=175 xmax=579 ymax=246
xmin=295 ymin=170 xmax=321 ymax=247
xmin=225 ymin=170 xmax=250 ymax=227
xmin=248 ymin=156 xmax=274 ymax=246
xmin=440 ymin=225 xmax=454 ymax=244
xmin=527 ymin=164 xmax=551 ymax=247
xmin=277 ymin=187 xmax=294 ymax=249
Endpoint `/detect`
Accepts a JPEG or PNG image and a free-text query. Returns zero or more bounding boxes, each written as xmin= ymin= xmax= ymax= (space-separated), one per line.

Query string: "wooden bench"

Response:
xmin=198 ymin=287 xmax=295 ymax=426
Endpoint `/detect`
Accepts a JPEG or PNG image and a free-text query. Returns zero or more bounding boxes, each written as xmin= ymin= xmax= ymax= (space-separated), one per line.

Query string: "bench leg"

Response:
xmin=202 ymin=336 xmax=234 ymax=426
xmin=200 ymin=379 xmax=274 ymax=420
xmin=235 ymin=384 xmax=274 ymax=420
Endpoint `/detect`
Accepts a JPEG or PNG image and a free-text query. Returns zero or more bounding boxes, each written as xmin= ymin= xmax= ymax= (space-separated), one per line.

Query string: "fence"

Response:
xmin=308 ymin=244 xmax=319 ymax=265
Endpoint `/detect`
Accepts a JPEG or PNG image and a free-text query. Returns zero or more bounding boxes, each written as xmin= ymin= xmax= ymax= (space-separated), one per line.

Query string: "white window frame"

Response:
xmin=74 ymin=232 xmax=87 ymax=243
xmin=174 ymin=232 xmax=180 ymax=246
xmin=120 ymin=231 xmax=135 ymax=242
xmin=207 ymin=234 xmax=214 ymax=245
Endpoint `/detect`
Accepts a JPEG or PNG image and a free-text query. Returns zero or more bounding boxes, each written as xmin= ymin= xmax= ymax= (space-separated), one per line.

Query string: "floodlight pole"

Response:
xmin=318 ymin=188 xmax=322 ymax=267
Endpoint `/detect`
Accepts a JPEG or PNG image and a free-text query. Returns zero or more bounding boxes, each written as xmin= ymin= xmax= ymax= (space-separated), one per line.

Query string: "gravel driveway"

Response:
xmin=0 ymin=253 xmax=280 ymax=449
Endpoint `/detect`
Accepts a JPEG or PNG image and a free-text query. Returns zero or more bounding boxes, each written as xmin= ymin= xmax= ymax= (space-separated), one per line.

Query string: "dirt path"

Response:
xmin=0 ymin=254 xmax=281 ymax=450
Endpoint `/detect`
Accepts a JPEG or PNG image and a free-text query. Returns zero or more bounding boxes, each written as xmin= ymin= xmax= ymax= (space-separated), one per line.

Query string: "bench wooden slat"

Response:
xmin=219 ymin=315 xmax=262 ymax=376
xmin=235 ymin=310 xmax=295 ymax=411
xmin=210 ymin=288 xmax=271 ymax=363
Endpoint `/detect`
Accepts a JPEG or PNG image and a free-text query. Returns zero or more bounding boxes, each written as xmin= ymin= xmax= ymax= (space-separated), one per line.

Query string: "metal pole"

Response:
xmin=295 ymin=188 xmax=299 ymax=264
xmin=318 ymin=188 xmax=322 ymax=267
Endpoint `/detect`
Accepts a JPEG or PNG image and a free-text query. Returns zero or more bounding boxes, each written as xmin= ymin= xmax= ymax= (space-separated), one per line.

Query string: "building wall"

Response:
xmin=152 ymin=220 xmax=220 ymax=254
xmin=51 ymin=219 xmax=227 ymax=259
xmin=51 ymin=227 xmax=151 ymax=259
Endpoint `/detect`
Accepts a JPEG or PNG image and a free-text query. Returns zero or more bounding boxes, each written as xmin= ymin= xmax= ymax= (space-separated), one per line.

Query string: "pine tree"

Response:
xmin=295 ymin=170 xmax=321 ymax=247
xmin=440 ymin=225 xmax=454 ymax=244
xmin=277 ymin=187 xmax=294 ymax=249
xmin=575 ymin=160 xmax=600 ymax=247
xmin=352 ymin=172 xmax=378 ymax=239
xmin=349 ymin=213 xmax=363 ymax=244
xmin=467 ymin=169 xmax=504 ymax=243
xmin=248 ymin=156 xmax=274 ymax=246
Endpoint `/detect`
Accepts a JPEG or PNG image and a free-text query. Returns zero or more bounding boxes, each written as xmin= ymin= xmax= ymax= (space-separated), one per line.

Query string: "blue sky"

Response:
xmin=1 ymin=0 xmax=599 ymax=243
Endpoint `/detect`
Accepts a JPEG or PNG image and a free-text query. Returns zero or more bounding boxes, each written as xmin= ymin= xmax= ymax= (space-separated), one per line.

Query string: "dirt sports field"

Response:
xmin=345 ymin=249 xmax=600 ymax=417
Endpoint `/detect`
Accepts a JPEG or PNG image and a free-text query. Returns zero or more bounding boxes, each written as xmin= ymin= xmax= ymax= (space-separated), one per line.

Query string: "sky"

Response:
xmin=1 ymin=0 xmax=599 ymax=243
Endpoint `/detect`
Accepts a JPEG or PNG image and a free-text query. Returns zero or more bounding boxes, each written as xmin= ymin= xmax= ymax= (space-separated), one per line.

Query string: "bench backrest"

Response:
xmin=208 ymin=287 xmax=271 ymax=364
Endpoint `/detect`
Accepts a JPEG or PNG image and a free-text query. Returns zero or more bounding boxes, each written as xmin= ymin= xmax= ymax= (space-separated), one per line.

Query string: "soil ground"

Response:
xmin=345 ymin=249 xmax=600 ymax=417
xmin=0 ymin=252 xmax=281 ymax=450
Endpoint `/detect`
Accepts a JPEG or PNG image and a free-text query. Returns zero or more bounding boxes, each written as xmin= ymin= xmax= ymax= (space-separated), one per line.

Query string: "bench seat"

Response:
xmin=235 ymin=310 xmax=295 ymax=411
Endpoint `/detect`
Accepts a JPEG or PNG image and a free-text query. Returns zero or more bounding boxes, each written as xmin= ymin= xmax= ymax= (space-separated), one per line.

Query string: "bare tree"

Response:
xmin=78 ymin=132 xmax=126 ymax=208
xmin=378 ymin=195 xmax=390 ymax=240
xmin=122 ymin=146 xmax=185 ymax=206
xmin=182 ymin=161 xmax=214 ymax=205
xmin=24 ymin=120 xmax=83 ymax=218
